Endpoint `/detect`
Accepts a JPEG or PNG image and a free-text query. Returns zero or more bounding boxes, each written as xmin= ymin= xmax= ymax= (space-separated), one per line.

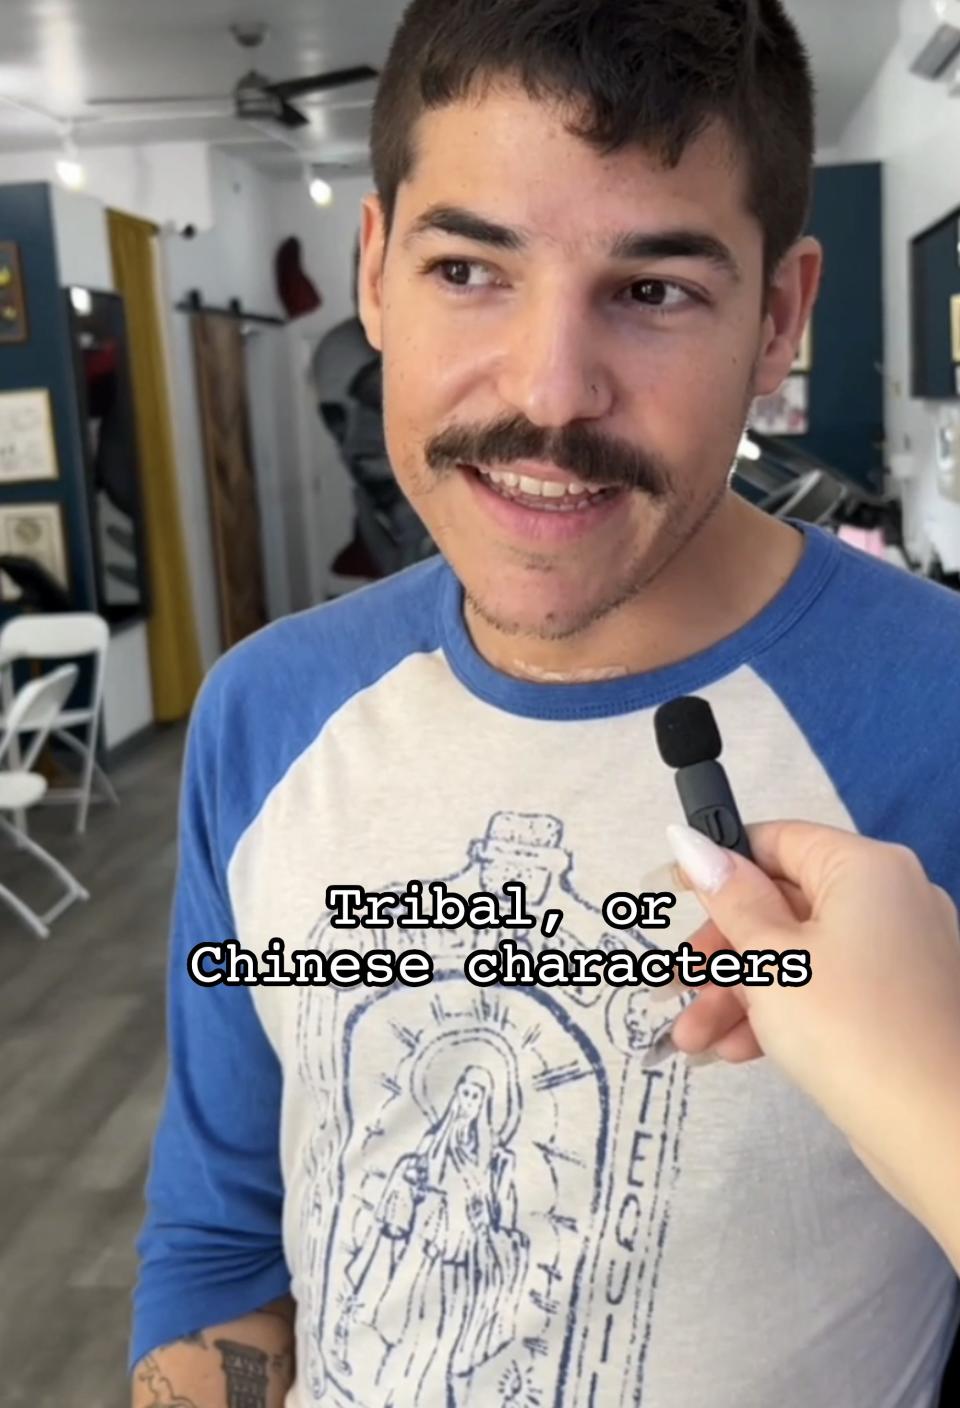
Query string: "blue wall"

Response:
xmin=791 ymin=162 xmax=885 ymax=494
xmin=0 ymin=183 xmax=96 ymax=622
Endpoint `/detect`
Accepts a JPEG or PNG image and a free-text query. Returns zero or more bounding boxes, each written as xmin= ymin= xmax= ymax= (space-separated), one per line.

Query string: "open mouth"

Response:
xmin=459 ymin=464 xmax=624 ymax=513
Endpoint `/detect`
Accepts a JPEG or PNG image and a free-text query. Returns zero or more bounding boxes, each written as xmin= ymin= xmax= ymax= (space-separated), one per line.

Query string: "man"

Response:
xmin=131 ymin=1 xmax=960 ymax=1405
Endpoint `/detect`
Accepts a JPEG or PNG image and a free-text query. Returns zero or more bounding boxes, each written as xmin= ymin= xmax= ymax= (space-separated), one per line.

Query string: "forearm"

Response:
xmin=909 ymin=1122 xmax=960 ymax=1276
xmin=867 ymin=1086 xmax=960 ymax=1276
xmin=132 ymin=1295 xmax=295 ymax=1408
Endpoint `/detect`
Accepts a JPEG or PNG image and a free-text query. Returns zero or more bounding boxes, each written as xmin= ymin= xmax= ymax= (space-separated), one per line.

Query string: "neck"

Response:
xmin=464 ymin=496 xmax=806 ymax=683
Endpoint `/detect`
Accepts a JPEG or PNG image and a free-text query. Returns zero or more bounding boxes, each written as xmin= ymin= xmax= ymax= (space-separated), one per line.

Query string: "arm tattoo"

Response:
xmin=136 ymin=1354 xmax=200 ymax=1408
xmin=215 ymin=1340 xmax=270 ymax=1408
xmin=137 ymin=1312 xmax=293 ymax=1408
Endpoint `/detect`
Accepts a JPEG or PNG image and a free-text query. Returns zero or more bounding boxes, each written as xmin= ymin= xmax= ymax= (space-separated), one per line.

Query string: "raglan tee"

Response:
xmin=132 ymin=519 xmax=960 ymax=1408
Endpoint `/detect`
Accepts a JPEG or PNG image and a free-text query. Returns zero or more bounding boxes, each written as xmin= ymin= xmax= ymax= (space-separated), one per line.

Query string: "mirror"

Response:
xmin=66 ymin=286 xmax=151 ymax=623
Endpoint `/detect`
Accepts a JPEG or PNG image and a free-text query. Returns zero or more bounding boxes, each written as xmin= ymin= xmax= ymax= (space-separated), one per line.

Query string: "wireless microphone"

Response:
xmin=654 ymin=696 xmax=753 ymax=860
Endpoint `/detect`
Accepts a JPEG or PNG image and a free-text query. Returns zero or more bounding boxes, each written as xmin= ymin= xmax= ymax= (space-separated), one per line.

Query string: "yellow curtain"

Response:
xmin=108 ymin=209 xmax=202 ymax=721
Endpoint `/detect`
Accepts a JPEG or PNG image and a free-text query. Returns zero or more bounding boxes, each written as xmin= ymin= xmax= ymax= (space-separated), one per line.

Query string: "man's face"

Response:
xmin=360 ymin=83 xmax=814 ymax=641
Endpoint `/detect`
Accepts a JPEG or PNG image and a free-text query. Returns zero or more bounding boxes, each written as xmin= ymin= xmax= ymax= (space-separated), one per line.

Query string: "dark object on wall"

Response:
xmin=65 ymin=289 xmax=151 ymax=625
xmin=911 ymin=205 xmax=960 ymax=400
xmin=0 ymin=241 xmax=28 ymax=343
xmin=176 ymin=290 xmax=284 ymax=326
xmin=275 ymin=237 xmax=321 ymax=320
xmin=191 ymin=310 xmax=268 ymax=648
xmin=0 ymin=553 xmax=72 ymax=611
xmin=310 ymin=316 xmax=436 ymax=581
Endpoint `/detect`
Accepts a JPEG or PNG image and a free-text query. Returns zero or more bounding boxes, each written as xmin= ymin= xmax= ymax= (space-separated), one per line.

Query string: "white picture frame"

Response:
xmin=0 ymin=388 xmax=59 ymax=484
xmin=0 ymin=501 xmax=70 ymax=601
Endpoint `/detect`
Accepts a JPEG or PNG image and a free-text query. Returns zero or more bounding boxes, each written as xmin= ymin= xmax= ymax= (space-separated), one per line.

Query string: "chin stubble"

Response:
xmin=465 ymin=476 xmax=729 ymax=645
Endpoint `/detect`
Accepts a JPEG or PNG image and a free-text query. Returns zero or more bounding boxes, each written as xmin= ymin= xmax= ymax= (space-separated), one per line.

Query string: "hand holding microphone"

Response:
xmin=652 ymin=697 xmax=960 ymax=1269
xmin=663 ymin=819 xmax=960 ymax=1269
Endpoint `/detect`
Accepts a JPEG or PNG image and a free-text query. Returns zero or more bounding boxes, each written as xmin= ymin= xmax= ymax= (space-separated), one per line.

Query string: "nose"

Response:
xmin=496 ymin=294 xmax=614 ymax=427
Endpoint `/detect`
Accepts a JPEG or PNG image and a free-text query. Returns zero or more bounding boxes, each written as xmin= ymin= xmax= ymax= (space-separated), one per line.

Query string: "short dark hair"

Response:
xmin=370 ymin=0 xmax=815 ymax=281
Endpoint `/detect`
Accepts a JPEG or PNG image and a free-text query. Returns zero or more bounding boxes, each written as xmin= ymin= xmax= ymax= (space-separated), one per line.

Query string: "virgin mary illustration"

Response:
xmin=344 ymin=1063 xmax=530 ymax=1406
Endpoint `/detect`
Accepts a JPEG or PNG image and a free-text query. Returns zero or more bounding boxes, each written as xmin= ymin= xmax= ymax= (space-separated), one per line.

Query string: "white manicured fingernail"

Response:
xmin=666 ymin=824 xmax=735 ymax=896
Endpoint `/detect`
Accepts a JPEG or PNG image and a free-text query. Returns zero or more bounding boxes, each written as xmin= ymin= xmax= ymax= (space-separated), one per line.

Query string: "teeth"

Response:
xmin=478 ymin=472 xmax=618 ymax=511
xmin=517 ymin=474 xmax=543 ymax=495
xmin=480 ymin=468 xmax=604 ymax=498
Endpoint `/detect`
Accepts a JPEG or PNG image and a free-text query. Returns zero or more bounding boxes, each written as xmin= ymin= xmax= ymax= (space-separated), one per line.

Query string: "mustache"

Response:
xmin=425 ymin=416 xmax=672 ymax=499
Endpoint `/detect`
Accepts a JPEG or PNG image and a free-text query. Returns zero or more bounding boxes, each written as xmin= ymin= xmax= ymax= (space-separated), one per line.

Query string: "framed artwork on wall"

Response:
xmin=0 ymin=500 xmax=70 ymax=601
xmin=0 ymin=388 xmax=59 ymax=484
xmin=0 ymin=241 xmax=28 ymax=343
xmin=749 ymin=373 xmax=810 ymax=437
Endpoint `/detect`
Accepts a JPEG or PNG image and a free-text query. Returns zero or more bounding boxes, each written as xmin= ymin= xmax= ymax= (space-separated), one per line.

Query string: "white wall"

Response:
xmin=49 ymin=186 xmax=114 ymax=290
xmin=834 ymin=42 xmax=960 ymax=571
xmin=164 ymin=148 xmax=282 ymax=317
xmin=0 ymin=142 xmax=214 ymax=231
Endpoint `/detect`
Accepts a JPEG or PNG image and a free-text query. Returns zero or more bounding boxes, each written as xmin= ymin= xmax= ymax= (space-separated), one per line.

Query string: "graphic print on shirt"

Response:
xmin=293 ymin=811 xmax=692 ymax=1408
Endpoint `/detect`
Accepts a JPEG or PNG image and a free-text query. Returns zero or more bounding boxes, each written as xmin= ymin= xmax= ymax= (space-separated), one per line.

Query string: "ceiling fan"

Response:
xmin=83 ymin=22 xmax=378 ymax=131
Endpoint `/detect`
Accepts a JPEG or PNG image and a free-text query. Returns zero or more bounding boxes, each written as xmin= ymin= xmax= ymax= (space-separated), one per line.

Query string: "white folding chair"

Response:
xmin=0 ymin=664 xmax=91 ymax=939
xmin=0 ymin=612 xmax=119 ymax=835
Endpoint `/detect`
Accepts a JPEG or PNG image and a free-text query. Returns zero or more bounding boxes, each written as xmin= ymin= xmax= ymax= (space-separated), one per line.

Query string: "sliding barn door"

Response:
xmin=191 ymin=311 xmax=268 ymax=648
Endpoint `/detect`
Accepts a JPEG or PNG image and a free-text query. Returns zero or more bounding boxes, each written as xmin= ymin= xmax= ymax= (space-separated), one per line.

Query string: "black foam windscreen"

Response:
xmin=654 ymin=696 xmax=722 ymax=769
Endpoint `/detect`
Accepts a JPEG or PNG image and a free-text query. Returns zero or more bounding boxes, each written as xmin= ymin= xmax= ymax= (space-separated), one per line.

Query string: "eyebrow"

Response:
xmin=402 ymin=203 xmax=742 ymax=283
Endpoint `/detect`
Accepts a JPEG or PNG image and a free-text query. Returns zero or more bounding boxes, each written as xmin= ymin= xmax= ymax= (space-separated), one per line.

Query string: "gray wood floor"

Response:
xmin=0 ymin=724 xmax=185 ymax=1408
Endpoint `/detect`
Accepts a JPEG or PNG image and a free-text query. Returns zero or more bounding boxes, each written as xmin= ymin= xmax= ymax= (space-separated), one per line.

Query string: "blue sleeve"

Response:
xmin=129 ymin=670 xmax=290 ymax=1369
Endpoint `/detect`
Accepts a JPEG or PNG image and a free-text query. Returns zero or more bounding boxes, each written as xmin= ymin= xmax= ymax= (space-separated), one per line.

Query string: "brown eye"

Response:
xmin=632 ymin=280 xmax=669 ymax=305
xmin=626 ymin=279 xmax=695 ymax=312
xmin=426 ymin=259 xmax=497 ymax=291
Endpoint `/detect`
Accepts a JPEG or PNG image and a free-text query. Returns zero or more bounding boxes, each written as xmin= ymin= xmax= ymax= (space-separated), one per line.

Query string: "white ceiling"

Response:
xmin=0 ymin=0 xmax=903 ymax=176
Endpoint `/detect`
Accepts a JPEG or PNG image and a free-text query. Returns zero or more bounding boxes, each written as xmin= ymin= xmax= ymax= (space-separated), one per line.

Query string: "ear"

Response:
xmin=752 ymin=236 xmax=823 ymax=397
xmin=358 ymin=194 xmax=387 ymax=352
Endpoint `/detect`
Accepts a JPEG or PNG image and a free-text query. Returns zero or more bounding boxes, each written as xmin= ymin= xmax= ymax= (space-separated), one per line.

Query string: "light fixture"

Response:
xmin=69 ymin=287 xmax=92 ymax=315
xmin=308 ymin=173 xmax=333 ymax=207
xmin=56 ymin=128 xmax=86 ymax=189
xmin=737 ymin=434 xmax=762 ymax=462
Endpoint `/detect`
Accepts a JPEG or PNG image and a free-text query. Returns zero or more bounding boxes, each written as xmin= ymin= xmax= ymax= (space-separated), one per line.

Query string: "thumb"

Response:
xmin=665 ymin=824 xmax=801 ymax=955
